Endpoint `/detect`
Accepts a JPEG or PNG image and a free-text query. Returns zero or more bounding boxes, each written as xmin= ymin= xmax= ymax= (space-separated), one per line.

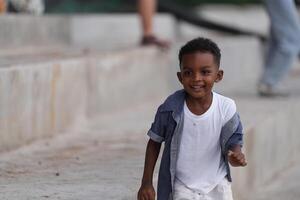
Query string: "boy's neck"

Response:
xmin=185 ymin=92 xmax=213 ymax=116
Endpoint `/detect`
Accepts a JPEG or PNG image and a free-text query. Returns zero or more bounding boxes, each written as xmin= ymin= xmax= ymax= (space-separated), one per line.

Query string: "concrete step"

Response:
xmin=0 ymin=14 xmax=174 ymax=50
xmin=0 ymin=46 xmax=87 ymax=66
xmin=0 ymin=35 xmax=264 ymax=151
xmin=0 ymin=6 xmax=272 ymax=51
xmin=196 ymin=5 xmax=269 ymax=36
xmin=0 ymin=46 xmax=171 ymax=152
xmin=0 ymin=14 xmax=71 ymax=48
xmin=69 ymin=14 xmax=175 ymax=51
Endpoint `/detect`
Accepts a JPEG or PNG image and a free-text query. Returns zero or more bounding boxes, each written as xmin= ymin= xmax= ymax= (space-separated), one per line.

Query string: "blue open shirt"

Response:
xmin=147 ymin=90 xmax=244 ymax=200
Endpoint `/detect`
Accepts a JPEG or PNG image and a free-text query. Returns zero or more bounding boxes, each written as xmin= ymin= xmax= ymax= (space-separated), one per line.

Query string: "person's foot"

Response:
xmin=257 ymin=83 xmax=290 ymax=98
xmin=140 ymin=35 xmax=170 ymax=49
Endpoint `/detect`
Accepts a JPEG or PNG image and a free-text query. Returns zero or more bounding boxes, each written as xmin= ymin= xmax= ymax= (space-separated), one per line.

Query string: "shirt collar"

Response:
xmin=160 ymin=89 xmax=186 ymax=115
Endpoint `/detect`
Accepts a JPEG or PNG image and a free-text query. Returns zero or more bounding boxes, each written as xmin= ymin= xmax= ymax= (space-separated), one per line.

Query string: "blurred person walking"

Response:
xmin=0 ymin=0 xmax=6 ymax=13
xmin=138 ymin=0 xmax=170 ymax=49
xmin=258 ymin=0 xmax=300 ymax=97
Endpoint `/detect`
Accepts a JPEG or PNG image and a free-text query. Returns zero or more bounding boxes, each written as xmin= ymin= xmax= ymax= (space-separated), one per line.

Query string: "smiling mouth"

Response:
xmin=190 ymin=85 xmax=205 ymax=91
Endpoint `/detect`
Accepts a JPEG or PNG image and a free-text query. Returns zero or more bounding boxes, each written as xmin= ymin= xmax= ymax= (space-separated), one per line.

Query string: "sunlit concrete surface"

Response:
xmin=0 ymin=100 xmax=158 ymax=200
xmin=0 ymin=47 xmax=170 ymax=151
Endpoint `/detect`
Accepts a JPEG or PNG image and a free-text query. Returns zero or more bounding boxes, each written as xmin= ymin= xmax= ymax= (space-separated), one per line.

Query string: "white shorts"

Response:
xmin=173 ymin=178 xmax=233 ymax=200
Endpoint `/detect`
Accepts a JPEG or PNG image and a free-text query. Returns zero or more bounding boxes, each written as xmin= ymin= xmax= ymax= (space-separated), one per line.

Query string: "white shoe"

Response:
xmin=257 ymin=83 xmax=289 ymax=97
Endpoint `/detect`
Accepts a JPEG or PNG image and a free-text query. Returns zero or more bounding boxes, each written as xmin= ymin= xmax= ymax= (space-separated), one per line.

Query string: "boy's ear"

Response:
xmin=215 ymin=69 xmax=223 ymax=83
xmin=177 ymin=72 xmax=183 ymax=83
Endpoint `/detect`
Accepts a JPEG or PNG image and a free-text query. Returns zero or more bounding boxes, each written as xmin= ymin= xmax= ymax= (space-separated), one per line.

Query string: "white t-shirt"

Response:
xmin=175 ymin=92 xmax=236 ymax=194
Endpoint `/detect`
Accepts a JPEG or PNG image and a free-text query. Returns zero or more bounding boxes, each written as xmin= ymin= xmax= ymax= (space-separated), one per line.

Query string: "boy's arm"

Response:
xmin=138 ymin=139 xmax=161 ymax=200
xmin=228 ymin=145 xmax=247 ymax=167
xmin=227 ymin=120 xmax=247 ymax=167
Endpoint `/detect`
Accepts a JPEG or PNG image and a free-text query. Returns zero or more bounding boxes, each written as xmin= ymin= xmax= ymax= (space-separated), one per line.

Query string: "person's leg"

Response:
xmin=137 ymin=0 xmax=170 ymax=48
xmin=0 ymin=0 xmax=7 ymax=13
xmin=259 ymin=0 xmax=300 ymax=93
xmin=138 ymin=0 xmax=156 ymax=37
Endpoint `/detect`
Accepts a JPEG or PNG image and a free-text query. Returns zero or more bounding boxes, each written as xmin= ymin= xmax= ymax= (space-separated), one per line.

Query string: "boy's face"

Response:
xmin=177 ymin=51 xmax=223 ymax=100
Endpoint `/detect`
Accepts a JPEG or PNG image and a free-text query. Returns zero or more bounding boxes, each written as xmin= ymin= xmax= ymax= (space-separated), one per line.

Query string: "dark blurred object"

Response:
xmin=8 ymin=0 xmax=44 ymax=14
xmin=45 ymin=0 xmax=266 ymax=41
xmin=141 ymin=35 xmax=171 ymax=49
xmin=174 ymin=0 xmax=260 ymax=6
xmin=45 ymin=0 xmax=136 ymax=13
xmin=45 ymin=0 xmax=264 ymax=13
xmin=159 ymin=1 xmax=266 ymax=42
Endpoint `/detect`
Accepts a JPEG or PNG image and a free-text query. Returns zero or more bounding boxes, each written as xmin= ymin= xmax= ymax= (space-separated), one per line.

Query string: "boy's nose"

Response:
xmin=193 ymin=73 xmax=203 ymax=81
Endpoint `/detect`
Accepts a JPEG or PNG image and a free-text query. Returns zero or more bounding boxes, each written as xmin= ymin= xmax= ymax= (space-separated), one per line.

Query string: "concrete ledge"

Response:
xmin=0 ymin=47 xmax=171 ymax=152
xmin=0 ymin=58 xmax=87 ymax=151
xmin=86 ymin=48 xmax=171 ymax=117
xmin=197 ymin=5 xmax=269 ymax=36
xmin=70 ymin=14 xmax=175 ymax=50
xmin=0 ymin=14 xmax=71 ymax=48
xmin=0 ymin=14 xmax=175 ymax=50
xmin=232 ymin=95 xmax=300 ymax=199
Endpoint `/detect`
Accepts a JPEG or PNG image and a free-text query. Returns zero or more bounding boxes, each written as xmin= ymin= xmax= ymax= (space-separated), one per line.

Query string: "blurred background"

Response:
xmin=44 ymin=0 xmax=260 ymax=13
xmin=0 ymin=0 xmax=300 ymax=200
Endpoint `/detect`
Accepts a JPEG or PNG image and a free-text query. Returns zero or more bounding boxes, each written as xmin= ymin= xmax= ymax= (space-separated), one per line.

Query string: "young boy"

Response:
xmin=137 ymin=37 xmax=247 ymax=200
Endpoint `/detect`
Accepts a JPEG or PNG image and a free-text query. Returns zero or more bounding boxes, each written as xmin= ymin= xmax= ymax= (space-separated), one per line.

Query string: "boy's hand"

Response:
xmin=137 ymin=182 xmax=155 ymax=200
xmin=228 ymin=150 xmax=247 ymax=167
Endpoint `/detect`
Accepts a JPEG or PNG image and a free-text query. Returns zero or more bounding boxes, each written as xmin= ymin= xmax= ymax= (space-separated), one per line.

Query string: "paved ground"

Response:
xmin=246 ymin=161 xmax=300 ymax=200
xmin=0 ymin=99 xmax=160 ymax=200
xmin=0 ymin=123 xmax=141 ymax=200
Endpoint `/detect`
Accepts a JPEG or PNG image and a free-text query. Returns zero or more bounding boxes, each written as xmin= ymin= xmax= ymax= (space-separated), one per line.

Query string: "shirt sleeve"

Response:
xmin=227 ymin=118 xmax=244 ymax=148
xmin=147 ymin=106 xmax=166 ymax=143
xmin=222 ymin=98 xmax=237 ymax=126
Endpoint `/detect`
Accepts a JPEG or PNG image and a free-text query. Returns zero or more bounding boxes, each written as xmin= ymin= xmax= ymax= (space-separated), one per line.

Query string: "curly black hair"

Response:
xmin=178 ymin=37 xmax=221 ymax=68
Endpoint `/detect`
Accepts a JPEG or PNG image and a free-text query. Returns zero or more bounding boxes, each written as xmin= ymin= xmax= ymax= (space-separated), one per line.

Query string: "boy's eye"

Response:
xmin=183 ymin=70 xmax=192 ymax=76
xmin=202 ymin=70 xmax=211 ymax=75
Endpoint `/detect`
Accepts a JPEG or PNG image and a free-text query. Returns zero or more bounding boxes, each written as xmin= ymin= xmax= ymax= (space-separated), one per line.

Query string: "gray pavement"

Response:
xmin=245 ymin=161 xmax=300 ymax=200
xmin=0 ymin=99 xmax=160 ymax=200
